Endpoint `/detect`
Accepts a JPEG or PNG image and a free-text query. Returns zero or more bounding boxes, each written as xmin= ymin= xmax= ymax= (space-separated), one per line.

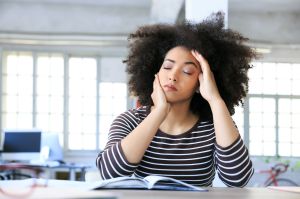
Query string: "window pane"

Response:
xmin=279 ymin=143 xmax=291 ymax=156
xmin=99 ymin=115 xmax=114 ymax=149
xmin=277 ymin=79 xmax=292 ymax=95
xmin=113 ymin=83 xmax=127 ymax=97
xmin=249 ymin=98 xmax=263 ymax=113
xmin=263 ymin=79 xmax=277 ymax=94
xmin=278 ymin=128 xmax=291 ymax=143
xmin=49 ymin=114 xmax=63 ymax=133
xmin=5 ymin=95 xmax=18 ymax=113
xmin=249 ymin=78 xmax=263 ymax=94
xmin=250 ymin=142 xmax=263 ymax=155
xmin=249 ymin=62 xmax=263 ymax=79
xmin=292 ymin=144 xmax=300 ymax=156
xmin=291 ymin=128 xmax=300 ymax=142
xmin=263 ymin=127 xmax=276 ymax=142
xmin=292 ymin=64 xmax=300 ymax=79
xmin=68 ymin=57 xmax=97 ymax=150
xmin=99 ymin=97 xmax=113 ymax=115
xmin=279 ymin=99 xmax=291 ymax=113
xmin=263 ymin=113 xmax=275 ymax=127
xmin=263 ymin=63 xmax=276 ymax=79
xmin=278 ymin=114 xmax=291 ymax=127
xmin=292 ymin=114 xmax=300 ymax=128
xmin=50 ymin=78 xmax=64 ymax=96
xmin=250 ymin=127 xmax=263 ymax=142
xmin=18 ymin=113 xmax=33 ymax=128
xmin=1 ymin=53 xmax=34 ymax=129
xmin=36 ymin=54 xmax=64 ymax=136
xmin=36 ymin=96 xmax=50 ymax=113
xmin=69 ymin=114 xmax=82 ymax=133
xmin=249 ymin=113 xmax=263 ymax=127
xmin=232 ymin=105 xmax=244 ymax=138
xmin=263 ymin=142 xmax=276 ymax=156
xmin=99 ymin=82 xmax=127 ymax=150
xmin=82 ymin=115 xmax=96 ymax=132
xmin=100 ymin=83 xmax=113 ymax=97
xmin=291 ymin=99 xmax=300 ymax=113
xmin=5 ymin=76 xmax=18 ymax=95
xmin=36 ymin=113 xmax=49 ymax=129
xmin=262 ymin=98 xmax=275 ymax=113
xmin=292 ymin=80 xmax=300 ymax=95
xmin=68 ymin=134 xmax=82 ymax=150
xmin=277 ymin=63 xmax=292 ymax=79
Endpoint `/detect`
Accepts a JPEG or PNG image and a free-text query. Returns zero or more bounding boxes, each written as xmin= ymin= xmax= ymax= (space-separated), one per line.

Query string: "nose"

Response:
xmin=168 ymin=71 xmax=178 ymax=82
xmin=168 ymin=76 xmax=177 ymax=82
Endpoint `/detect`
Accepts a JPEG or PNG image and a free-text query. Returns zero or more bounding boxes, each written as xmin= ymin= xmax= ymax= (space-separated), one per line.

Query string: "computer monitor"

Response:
xmin=1 ymin=129 xmax=42 ymax=162
xmin=41 ymin=133 xmax=63 ymax=161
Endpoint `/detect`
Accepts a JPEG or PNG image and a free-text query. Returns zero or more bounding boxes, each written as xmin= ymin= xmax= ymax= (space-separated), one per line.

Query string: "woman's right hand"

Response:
xmin=151 ymin=74 xmax=170 ymax=116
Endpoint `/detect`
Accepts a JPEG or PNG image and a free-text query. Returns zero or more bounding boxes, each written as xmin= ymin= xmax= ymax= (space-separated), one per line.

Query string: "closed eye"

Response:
xmin=183 ymin=71 xmax=192 ymax=75
xmin=183 ymin=67 xmax=194 ymax=75
xmin=163 ymin=64 xmax=173 ymax=69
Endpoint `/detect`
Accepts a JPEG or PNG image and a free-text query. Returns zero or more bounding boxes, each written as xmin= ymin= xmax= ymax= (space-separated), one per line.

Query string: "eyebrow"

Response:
xmin=164 ymin=59 xmax=198 ymax=68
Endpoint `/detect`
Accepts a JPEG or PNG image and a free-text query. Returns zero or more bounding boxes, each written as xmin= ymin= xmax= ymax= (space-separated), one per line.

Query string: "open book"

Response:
xmin=90 ymin=175 xmax=207 ymax=191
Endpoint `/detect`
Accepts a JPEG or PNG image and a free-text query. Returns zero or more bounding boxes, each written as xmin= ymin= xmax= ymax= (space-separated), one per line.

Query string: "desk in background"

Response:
xmin=0 ymin=162 xmax=90 ymax=181
xmin=0 ymin=179 xmax=299 ymax=199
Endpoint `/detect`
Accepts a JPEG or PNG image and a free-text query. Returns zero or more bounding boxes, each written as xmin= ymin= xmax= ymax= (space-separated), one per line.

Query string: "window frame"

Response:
xmin=242 ymin=61 xmax=300 ymax=157
xmin=0 ymin=46 xmax=131 ymax=158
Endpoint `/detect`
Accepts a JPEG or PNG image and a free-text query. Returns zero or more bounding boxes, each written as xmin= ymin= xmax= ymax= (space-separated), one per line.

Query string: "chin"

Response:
xmin=165 ymin=95 xmax=191 ymax=104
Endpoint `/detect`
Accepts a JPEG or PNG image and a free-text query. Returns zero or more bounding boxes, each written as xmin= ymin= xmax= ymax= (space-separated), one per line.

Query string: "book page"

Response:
xmin=144 ymin=175 xmax=207 ymax=191
xmin=91 ymin=176 xmax=148 ymax=189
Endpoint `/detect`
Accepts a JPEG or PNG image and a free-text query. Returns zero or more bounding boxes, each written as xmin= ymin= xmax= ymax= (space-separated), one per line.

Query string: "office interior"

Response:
xmin=0 ymin=0 xmax=299 ymax=187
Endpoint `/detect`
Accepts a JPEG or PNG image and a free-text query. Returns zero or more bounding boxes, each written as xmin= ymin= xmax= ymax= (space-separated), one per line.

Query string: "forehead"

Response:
xmin=164 ymin=46 xmax=200 ymax=68
xmin=165 ymin=46 xmax=193 ymax=60
xmin=166 ymin=46 xmax=189 ymax=54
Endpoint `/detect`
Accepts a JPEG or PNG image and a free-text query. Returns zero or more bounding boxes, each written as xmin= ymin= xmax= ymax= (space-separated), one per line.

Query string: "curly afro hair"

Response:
xmin=124 ymin=12 xmax=257 ymax=120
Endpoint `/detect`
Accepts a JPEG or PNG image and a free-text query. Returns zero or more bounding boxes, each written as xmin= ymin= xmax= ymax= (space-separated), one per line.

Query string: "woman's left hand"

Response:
xmin=191 ymin=50 xmax=221 ymax=104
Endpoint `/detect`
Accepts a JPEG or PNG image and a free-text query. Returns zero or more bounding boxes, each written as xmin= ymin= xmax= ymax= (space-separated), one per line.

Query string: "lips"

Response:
xmin=164 ymin=84 xmax=178 ymax=91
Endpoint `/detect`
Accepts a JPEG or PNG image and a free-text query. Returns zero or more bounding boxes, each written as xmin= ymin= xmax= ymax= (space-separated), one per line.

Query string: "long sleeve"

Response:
xmin=214 ymin=135 xmax=254 ymax=187
xmin=96 ymin=110 xmax=140 ymax=180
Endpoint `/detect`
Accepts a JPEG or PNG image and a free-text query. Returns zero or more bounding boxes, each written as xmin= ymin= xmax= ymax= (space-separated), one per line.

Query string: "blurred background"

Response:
xmin=0 ymin=0 xmax=299 ymax=186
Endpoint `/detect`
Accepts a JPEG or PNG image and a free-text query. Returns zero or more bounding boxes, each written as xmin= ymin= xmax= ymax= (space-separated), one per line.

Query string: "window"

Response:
xmin=232 ymin=105 xmax=244 ymax=139
xmin=233 ymin=62 xmax=300 ymax=157
xmin=36 ymin=54 xmax=64 ymax=144
xmin=2 ymin=52 xmax=33 ymax=128
xmin=0 ymin=51 xmax=128 ymax=151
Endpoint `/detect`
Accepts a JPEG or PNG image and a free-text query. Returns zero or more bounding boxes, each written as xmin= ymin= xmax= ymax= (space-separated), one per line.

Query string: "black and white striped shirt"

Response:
xmin=96 ymin=106 xmax=254 ymax=187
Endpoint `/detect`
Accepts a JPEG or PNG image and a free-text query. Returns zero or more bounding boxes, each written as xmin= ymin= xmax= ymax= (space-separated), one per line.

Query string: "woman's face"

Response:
xmin=158 ymin=46 xmax=201 ymax=104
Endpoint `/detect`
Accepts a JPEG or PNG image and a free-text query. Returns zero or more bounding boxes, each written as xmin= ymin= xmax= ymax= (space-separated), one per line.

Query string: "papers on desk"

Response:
xmin=89 ymin=175 xmax=207 ymax=191
xmin=268 ymin=186 xmax=300 ymax=194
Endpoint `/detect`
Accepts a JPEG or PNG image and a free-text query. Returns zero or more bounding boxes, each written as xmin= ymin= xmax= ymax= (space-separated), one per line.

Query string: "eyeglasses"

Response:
xmin=0 ymin=164 xmax=48 ymax=198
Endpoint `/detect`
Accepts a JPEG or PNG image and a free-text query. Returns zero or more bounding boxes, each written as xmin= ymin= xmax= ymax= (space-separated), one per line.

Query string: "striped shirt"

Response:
xmin=96 ymin=106 xmax=254 ymax=187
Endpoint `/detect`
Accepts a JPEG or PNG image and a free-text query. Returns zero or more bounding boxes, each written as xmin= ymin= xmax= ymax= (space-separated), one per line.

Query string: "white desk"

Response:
xmin=0 ymin=179 xmax=299 ymax=199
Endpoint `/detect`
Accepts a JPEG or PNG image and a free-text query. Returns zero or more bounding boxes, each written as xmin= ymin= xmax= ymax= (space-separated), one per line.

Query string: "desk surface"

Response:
xmin=0 ymin=180 xmax=299 ymax=199
xmin=112 ymin=188 xmax=300 ymax=199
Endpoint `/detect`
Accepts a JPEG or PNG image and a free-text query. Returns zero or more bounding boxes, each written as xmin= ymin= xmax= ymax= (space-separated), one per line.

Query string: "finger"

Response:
xmin=156 ymin=74 xmax=163 ymax=88
xmin=191 ymin=50 xmax=210 ymax=74
xmin=198 ymin=72 xmax=203 ymax=83
xmin=153 ymin=74 xmax=158 ymax=90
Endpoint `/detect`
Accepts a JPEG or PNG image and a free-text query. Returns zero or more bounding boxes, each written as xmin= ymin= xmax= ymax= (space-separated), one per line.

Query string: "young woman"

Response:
xmin=96 ymin=13 xmax=256 ymax=187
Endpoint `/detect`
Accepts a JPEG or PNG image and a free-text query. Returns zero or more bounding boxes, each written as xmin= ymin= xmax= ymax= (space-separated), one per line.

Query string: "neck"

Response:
xmin=159 ymin=101 xmax=199 ymax=135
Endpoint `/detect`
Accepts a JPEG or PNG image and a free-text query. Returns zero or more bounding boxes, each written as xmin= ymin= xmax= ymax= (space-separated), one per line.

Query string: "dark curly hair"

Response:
xmin=124 ymin=12 xmax=257 ymax=120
